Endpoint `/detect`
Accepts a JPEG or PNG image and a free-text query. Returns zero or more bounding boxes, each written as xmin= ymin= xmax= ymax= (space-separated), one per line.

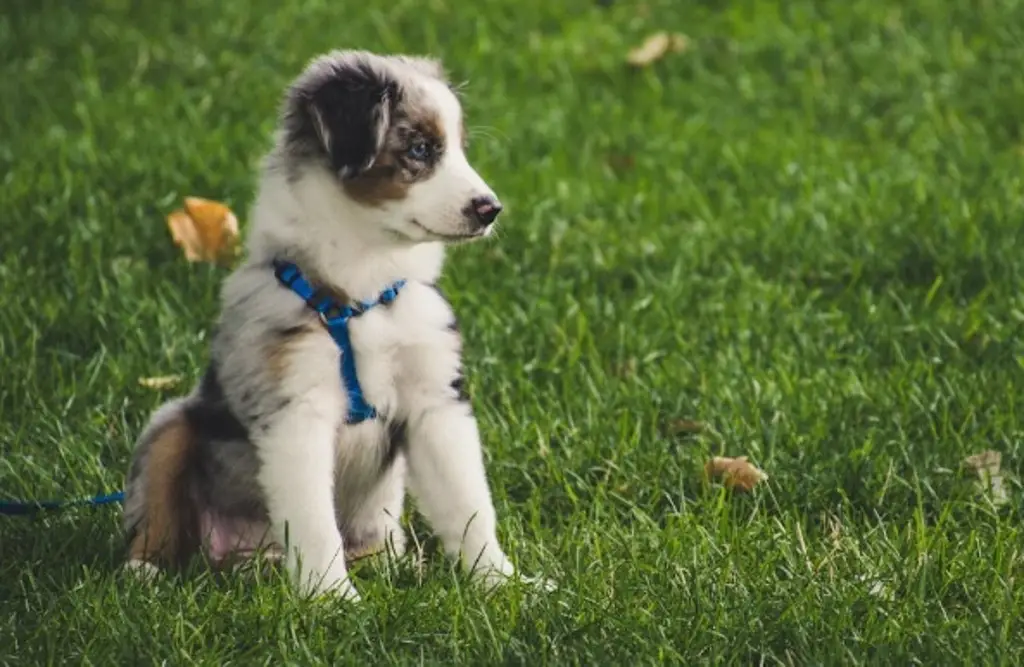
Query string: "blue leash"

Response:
xmin=0 ymin=490 xmax=124 ymax=516
xmin=2 ymin=260 xmax=401 ymax=515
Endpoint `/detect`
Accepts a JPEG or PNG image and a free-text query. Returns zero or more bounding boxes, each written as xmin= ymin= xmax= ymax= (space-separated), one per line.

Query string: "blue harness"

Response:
xmin=0 ymin=260 xmax=405 ymax=516
xmin=272 ymin=259 xmax=406 ymax=424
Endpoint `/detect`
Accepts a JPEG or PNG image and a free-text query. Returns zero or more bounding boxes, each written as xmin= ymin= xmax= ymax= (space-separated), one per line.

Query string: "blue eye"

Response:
xmin=407 ymin=140 xmax=430 ymax=160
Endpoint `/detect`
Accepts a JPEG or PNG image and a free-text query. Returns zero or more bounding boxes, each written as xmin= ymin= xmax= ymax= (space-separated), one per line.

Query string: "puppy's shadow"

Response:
xmin=1 ymin=508 xmax=127 ymax=602
xmin=1 ymin=507 xmax=451 ymax=613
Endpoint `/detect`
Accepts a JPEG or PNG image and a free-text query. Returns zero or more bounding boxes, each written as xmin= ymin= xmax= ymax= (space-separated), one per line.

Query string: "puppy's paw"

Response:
xmin=466 ymin=554 xmax=514 ymax=586
xmin=297 ymin=568 xmax=362 ymax=603
xmin=468 ymin=561 xmax=551 ymax=592
xmin=481 ymin=569 xmax=557 ymax=594
xmin=123 ymin=558 xmax=161 ymax=582
xmin=321 ymin=577 xmax=362 ymax=603
xmin=467 ymin=556 xmax=557 ymax=595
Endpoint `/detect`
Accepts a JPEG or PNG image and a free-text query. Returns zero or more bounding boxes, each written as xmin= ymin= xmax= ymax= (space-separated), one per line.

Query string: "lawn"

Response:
xmin=2 ymin=0 xmax=1023 ymax=663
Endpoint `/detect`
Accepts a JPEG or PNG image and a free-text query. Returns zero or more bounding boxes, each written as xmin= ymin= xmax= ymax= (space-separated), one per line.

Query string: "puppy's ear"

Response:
xmin=288 ymin=52 xmax=397 ymax=178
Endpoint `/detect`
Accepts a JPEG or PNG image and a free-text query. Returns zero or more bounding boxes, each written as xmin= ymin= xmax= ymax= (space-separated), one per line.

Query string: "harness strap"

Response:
xmin=272 ymin=260 xmax=405 ymax=424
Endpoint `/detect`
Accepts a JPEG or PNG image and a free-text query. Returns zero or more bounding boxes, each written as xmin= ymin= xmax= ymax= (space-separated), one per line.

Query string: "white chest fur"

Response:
xmin=331 ymin=280 xmax=462 ymax=510
xmin=347 ymin=280 xmax=461 ymax=424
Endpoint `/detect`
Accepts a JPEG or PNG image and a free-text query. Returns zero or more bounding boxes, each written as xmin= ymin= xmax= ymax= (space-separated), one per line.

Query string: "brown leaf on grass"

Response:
xmin=704 ymin=456 xmax=768 ymax=492
xmin=962 ymin=450 xmax=1009 ymax=506
xmin=166 ymin=196 xmax=240 ymax=264
xmin=138 ymin=374 xmax=183 ymax=390
xmin=668 ymin=419 xmax=705 ymax=435
xmin=626 ymin=32 xmax=690 ymax=67
xmin=606 ymin=152 xmax=636 ymax=174
xmin=614 ymin=357 xmax=638 ymax=378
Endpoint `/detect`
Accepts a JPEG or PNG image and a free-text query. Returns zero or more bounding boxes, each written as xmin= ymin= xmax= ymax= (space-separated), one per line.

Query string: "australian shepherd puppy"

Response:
xmin=122 ymin=50 xmax=531 ymax=601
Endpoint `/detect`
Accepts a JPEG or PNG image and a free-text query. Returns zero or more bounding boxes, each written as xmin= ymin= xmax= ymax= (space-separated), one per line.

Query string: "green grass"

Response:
xmin=2 ymin=0 xmax=1024 ymax=663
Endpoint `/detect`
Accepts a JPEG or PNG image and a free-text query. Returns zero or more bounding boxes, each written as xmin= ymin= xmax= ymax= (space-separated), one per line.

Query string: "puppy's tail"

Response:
xmin=123 ymin=399 xmax=201 ymax=570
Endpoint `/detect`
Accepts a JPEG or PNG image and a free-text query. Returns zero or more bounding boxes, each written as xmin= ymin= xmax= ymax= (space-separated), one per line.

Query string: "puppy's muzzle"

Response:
xmin=465 ymin=195 xmax=503 ymax=230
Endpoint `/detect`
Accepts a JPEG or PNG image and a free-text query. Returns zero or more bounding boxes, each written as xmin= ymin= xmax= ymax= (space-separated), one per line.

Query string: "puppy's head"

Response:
xmin=280 ymin=50 xmax=501 ymax=242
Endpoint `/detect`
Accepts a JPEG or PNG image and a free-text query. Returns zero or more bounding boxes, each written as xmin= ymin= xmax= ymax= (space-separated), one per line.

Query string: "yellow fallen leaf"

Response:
xmin=962 ymin=450 xmax=1008 ymax=506
xmin=704 ymin=455 xmax=768 ymax=492
xmin=138 ymin=374 xmax=183 ymax=390
xmin=167 ymin=210 xmax=204 ymax=262
xmin=669 ymin=34 xmax=689 ymax=52
xmin=615 ymin=357 xmax=638 ymax=377
xmin=669 ymin=418 xmax=705 ymax=435
xmin=166 ymin=196 xmax=240 ymax=264
xmin=626 ymin=31 xmax=690 ymax=67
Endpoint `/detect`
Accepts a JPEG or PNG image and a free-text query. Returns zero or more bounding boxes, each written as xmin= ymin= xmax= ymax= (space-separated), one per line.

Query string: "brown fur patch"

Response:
xmin=342 ymin=150 xmax=413 ymax=206
xmin=127 ymin=417 xmax=199 ymax=568
xmin=417 ymin=105 xmax=446 ymax=146
xmin=343 ymin=93 xmax=449 ymax=208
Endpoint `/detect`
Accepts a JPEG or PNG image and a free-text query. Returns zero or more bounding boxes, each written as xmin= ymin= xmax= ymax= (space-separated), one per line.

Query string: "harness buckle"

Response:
xmin=318 ymin=303 xmax=356 ymax=326
xmin=319 ymin=309 xmax=343 ymax=326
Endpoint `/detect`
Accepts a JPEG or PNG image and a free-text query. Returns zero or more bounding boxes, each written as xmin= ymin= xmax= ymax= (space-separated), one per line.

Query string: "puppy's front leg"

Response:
xmin=258 ymin=400 xmax=355 ymax=599
xmin=406 ymin=404 xmax=516 ymax=584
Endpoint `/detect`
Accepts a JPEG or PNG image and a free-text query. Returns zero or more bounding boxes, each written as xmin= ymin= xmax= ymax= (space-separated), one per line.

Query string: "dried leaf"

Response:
xmin=626 ymin=31 xmax=690 ymax=67
xmin=615 ymin=357 xmax=638 ymax=377
xmin=138 ymin=374 xmax=183 ymax=390
xmin=669 ymin=33 xmax=690 ymax=52
xmin=704 ymin=455 xmax=768 ymax=492
xmin=962 ymin=450 xmax=1009 ymax=506
xmin=824 ymin=512 xmax=843 ymax=546
xmin=607 ymin=152 xmax=636 ymax=173
xmin=166 ymin=196 xmax=240 ymax=264
xmin=669 ymin=419 xmax=705 ymax=435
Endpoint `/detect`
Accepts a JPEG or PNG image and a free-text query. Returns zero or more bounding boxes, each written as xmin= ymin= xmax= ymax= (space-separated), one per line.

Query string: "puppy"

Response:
xmin=122 ymin=50 xmax=526 ymax=600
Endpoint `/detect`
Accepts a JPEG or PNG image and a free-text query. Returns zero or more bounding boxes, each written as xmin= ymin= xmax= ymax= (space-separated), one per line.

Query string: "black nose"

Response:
xmin=469 ymin=195 xmax=503 ymax=226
